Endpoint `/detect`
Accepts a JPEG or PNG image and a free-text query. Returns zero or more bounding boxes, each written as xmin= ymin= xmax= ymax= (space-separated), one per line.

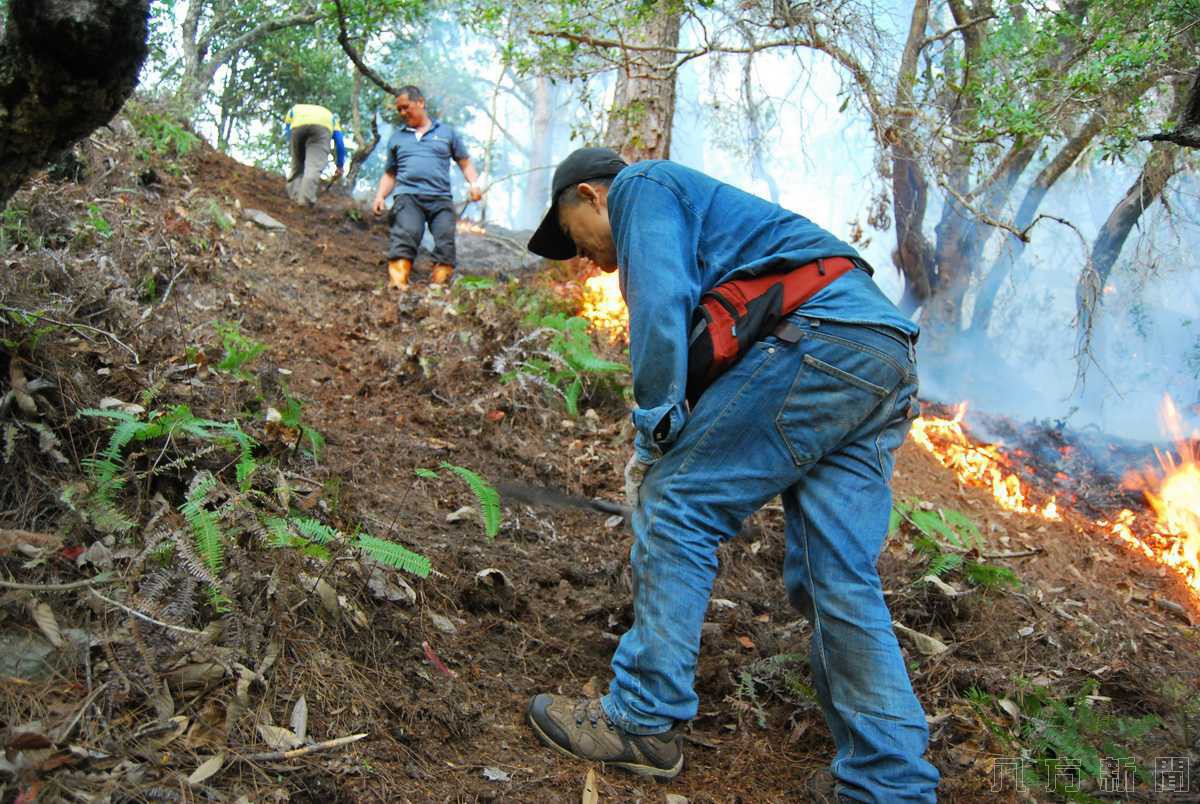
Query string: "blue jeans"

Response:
xmin=601 ymin=315 xmax=939 ymax=803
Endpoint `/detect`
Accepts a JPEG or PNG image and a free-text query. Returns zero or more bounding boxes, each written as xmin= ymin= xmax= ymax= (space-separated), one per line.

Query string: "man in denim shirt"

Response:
xmin=524 ymin=148 xmax=939 ymax=803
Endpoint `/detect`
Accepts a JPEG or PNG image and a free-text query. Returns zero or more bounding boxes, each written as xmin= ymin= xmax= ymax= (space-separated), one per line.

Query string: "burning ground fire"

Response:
xmin=573 ymin=277 xmax=1199 ymax=597
xmin=913 ymin=399 xmax=1200 ymax=597
xmin=579 ymin=271 xmax=628 ymax=342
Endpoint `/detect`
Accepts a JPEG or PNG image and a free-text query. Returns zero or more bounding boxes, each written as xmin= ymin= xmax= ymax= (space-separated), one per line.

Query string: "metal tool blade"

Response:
xmin=495 ymin=481 xmax=630 ymax=519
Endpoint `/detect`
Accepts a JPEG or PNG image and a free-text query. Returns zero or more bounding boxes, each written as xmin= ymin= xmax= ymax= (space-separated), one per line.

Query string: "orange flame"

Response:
xmin=914 ymin=397 xmax=1199 ymax=596
xmin=1100 ymin=396 xmax=1200 ymax=594
xmin=456 ymin=220 xmax=487 ymax=235
xmin=579 ymin=271 xmax=628 ymax=342
xmin=910 ymin=404 xmax=1061 ymax=519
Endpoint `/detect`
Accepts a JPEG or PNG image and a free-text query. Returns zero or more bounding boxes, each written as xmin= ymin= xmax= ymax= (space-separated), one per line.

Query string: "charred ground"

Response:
xmin=0 ymin=107 xmax=1197 ymax=803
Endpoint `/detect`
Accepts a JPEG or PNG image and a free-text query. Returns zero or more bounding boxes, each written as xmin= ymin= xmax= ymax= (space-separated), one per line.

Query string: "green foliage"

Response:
xmin=180 ymin=473 xmax=223 ymax=573
xmin=79 ymin=404 xmax=259 ymax=534
xmin=455 ymin=275 xmax=497 ymax=290
xmin=129 ymin=104 xmax=200 ymax=159
xmin=968 ymin=680 xmax=1160 ymax=801
xmin=414 ymin=468 xmax=439 ymax=480
xmin=439 ymin=461 xmax=502 ymax=538
xmin=267 ymin=515 xmax=431 ymax=578
xmin=213 ymin=321 xmax=267 ymax=380
xmin=0 ymin=203 xmax=42 ymax=252
xmin=278 ymin=392 xmax=325 ymax=461
xmin=354 ymin=531 xmax=431 ymax=577
xmin=891 ymin=498 xmax=1019 ymax=590
xmin=199 ymin=198 xmax=235 ymax=232
xmin=1 ymin=309 xmax=59 ymax=353
xmin=503 ymin=313 xmax=627 ymax=416
xmin=84 ymin=204 xmax=114 ymax=240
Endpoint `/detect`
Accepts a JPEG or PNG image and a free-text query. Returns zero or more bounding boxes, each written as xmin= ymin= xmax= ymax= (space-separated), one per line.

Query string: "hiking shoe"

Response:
xmin=804 ymin=769 xmax=858 ymax=802
xmin=526 ymin=694 xmax=683 ymax=780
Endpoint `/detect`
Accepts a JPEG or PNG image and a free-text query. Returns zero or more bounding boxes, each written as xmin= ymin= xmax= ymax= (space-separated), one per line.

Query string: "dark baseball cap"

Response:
xmin=527 ymin=147 xmax=628 ymax=260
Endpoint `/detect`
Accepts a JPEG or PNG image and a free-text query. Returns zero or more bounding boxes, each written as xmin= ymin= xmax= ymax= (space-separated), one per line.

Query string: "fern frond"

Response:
xmin=564 ymin=376 xmax=582 ymax=417
xmin=3 ymin=422 xmax=17 ymax=463
xmin=291 ymin=516 xmax=338 ymax=544
xmin=140 ymin=376 xmax=167 ymax=408
xmin=355 ymin=533 xmax=431 ymax=578
xmin=78 ymin=408 xmax=139 ymax=424
xmin=171 ymin=526 xmax=223 ymax=589
xmin=440 ymin=462 xmax=501 ymax=538
xmin=265 ymin=516 xmax=293 ymax=546
xmin=927 ymin=552 xmax=963 ymax=578
xmin=180 ymin=473 xmax=223 ymax=573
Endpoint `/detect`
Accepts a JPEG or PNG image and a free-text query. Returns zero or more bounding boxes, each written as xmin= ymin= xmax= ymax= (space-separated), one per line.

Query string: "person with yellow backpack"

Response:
xmin=283 ymin=103 xmax=346 ymax=207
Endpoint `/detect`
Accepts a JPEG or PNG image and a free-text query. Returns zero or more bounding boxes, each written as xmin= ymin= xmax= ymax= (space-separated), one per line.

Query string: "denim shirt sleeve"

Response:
xmin=611 ymin=174 xmax=703 ymax=464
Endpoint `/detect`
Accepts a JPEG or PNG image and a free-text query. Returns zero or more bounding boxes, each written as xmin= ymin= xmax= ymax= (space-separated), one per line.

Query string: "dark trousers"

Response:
xmin=387 ymin=194 xmax=457 ymax=265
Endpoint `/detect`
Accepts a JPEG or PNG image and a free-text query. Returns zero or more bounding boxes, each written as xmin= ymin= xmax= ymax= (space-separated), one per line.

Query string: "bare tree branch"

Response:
xmin=331 ymin=0 xmax=399 ymax=97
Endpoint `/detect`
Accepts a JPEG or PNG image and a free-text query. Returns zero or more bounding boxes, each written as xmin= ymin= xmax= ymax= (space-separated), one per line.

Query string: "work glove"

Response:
xmin=623 ymin=453 xmax=651 ymax=509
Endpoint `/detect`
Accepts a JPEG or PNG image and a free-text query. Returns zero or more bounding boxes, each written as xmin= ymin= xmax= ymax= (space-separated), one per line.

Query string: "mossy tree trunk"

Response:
xmin=0 ymin=0 xmax=150 ymax=207
xmin=603 ymin=2 xmax=682 ymax=162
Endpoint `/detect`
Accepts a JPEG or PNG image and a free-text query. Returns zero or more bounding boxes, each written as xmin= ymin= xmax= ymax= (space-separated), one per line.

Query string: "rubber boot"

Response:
xmin=431 ymin=263 xmax=454 ymax=285
xmin=388 ymin=258 xmax=412 ymax=290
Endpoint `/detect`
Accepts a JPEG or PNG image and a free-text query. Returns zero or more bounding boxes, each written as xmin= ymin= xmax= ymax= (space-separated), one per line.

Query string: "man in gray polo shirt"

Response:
xmin=371 ymin=85 xmax=483 ymax=290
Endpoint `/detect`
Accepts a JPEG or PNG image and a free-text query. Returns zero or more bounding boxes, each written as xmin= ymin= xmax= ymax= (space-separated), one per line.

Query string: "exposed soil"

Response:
xmin=1 ymin=118 xmax=1197 ymax=803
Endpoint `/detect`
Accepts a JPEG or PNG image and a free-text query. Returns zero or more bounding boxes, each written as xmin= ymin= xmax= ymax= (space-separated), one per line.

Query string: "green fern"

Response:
xmin=265 ymin=515 xmax=431 ymax=578
xmin=354 ymin=532 xmax=431 ymax=577
xmin=180 ymin=473 xmax=223 ymax=573
xmin=213 ymin=321 xmax=267 ymax=380
xmin=291 ymin=516 xmax=338 ymax=544
xmin=265 ymin=516 xmax=331 ymax=560
xmin=440 ymin=462 xmax=501 ymax=538
xmin=279 ymin=393 xmax=325 ymax=461
xmin=964 ymin=561 xmax=1020 ymax=589
xmin=926 ymin=552 xmax=963 ymax=578
xmin=414 ymin=467 xmax=439 ymax=480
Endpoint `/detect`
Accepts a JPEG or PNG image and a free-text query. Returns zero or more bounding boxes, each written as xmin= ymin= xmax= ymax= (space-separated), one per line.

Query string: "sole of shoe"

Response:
xmin=526 ymin=709 xmax=684 ymax=781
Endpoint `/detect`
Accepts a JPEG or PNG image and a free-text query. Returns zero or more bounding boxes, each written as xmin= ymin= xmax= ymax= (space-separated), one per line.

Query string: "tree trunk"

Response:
xmin=341 ymin=71 xmax=379 ymax=195
xmin=344 ymin=113 xmax=379 ymax=197
xmin=174 ymin=1 xmax=321 ymax=119
xmin=215 ymin=54 xmax=241 ymax=151
xmin=518 ymin=76 xmax=557 ymax=229
xmin=1075 ymin=141 xmax=1180 ymax=341
xmin=0 ymin=0 xmax=150 ymax=207
xmin=889 ymin=0 xmax=936 ymax=315
xmin=603 ymin=3 xmax=682 ymax=162
xmin=969 ymin=71 xmax=1162 ymax=335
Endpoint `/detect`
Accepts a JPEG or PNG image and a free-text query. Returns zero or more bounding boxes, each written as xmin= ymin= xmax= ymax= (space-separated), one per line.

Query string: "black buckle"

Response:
xmin=772 ymin=321 xmax=804 ymax=344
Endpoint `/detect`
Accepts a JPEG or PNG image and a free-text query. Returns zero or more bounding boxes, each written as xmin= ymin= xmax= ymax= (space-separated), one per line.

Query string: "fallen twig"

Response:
xmin=0 ymin=572 xmax=116 ymax=591
xmin=0 ymin=306 xmax=139 ymax=364
xmin=981 ymin=548 xmax=1043 ymax=559
xmin=422 ymin=640 xmax=458 ymax=678
xmin=88 ymin=588 xmax=205 ymax=635
xmin=242 ymin=732 xmax=367 ymax=762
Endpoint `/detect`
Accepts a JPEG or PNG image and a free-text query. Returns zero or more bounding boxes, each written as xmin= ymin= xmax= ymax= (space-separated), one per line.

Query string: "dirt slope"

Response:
xmin=1 ymin=123 xmax=1196 ymax=803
